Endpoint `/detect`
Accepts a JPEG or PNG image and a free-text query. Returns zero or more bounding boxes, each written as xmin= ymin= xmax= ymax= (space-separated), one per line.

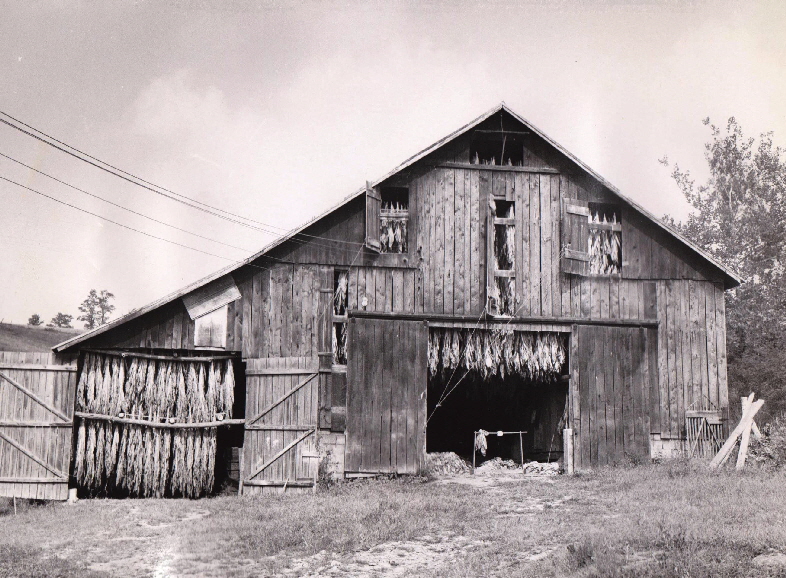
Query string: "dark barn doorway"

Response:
xmin=425 ymin=328 xmax=569 ymax=465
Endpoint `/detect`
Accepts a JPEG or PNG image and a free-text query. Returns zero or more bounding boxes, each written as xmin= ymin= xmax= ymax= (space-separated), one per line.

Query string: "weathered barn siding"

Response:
xmin=54 ymin=106 xmax=737 ymax=478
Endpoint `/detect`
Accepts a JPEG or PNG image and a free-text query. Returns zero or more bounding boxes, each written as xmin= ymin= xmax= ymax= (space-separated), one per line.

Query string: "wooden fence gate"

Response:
xmin=0 ymin=352 xmax=77 ymax=500
xmin=241 ymin=357 xmax=320 ymax=493
xmin=345 ymin=317 xmax=428 ymax=475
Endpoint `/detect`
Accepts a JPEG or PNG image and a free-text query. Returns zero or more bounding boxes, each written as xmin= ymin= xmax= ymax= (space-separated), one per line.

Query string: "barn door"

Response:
xmin=241 ymin=357 xmax=320 ymax=493
xmin=345 ymin=317 xmax=427 ymax=475
xmin=0 ymin=352 xmax=77 ymax=500
xmin=570 ymin=325 xmax=658 ymax=469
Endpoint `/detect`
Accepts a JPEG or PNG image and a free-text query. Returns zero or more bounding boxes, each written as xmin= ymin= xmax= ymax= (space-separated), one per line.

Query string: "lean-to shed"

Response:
xmin=2 ymin=104 xmax=740 ymax=498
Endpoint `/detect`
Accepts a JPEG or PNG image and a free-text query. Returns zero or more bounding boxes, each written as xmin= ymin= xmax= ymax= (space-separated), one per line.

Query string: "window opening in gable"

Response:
xmin=470 ymin=133 xmax=525 ymax=166
xmin=489 ymin=199 xmax=516 ymax=316
xmin=379 ymin=187 xmax=409 ymax=254
xmin=332 ymin=269 xmax=348 ymax=366
xmin=588 ymin=202 xmax=622 ymax=275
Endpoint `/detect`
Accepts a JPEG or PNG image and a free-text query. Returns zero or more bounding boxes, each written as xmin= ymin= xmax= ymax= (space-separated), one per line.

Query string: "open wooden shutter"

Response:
xmin=365 ymin=181 xmax=381 ymax=252
xmin=561 ymin=198 xmax=590 ymax=275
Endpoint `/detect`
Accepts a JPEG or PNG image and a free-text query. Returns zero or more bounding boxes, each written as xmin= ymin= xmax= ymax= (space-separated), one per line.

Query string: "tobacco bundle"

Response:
xmin=74 ymin=352 xmax=234 ymax=498
xmin=427 ymin=328 xmax=566 ymax=382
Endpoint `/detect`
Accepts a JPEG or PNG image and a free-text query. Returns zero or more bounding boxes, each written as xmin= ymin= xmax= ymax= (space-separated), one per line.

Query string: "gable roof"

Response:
xmin=54 ymin=103 xmax=741 ymax=352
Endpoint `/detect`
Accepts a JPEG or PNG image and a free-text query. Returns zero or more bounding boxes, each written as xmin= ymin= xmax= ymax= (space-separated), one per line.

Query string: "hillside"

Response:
xmin=0 ymin=322 xmax=82 ymax=352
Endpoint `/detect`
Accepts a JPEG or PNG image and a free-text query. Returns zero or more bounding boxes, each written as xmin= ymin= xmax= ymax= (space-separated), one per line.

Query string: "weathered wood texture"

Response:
xmin=655 ymin=280 xmax=727 ymax=439
xmin=572 ymin=326 xmax=655 ymax=468
xmin=0 ymin=352 xmax=77 ymax=500
xmin=242 ymin=357 xmax=319 ymax=494
xmin=345 ymin=318 xmax=427 ymax=474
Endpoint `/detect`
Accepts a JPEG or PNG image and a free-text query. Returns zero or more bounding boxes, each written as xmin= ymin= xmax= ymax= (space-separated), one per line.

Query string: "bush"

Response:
xmin=748 ymin=414 xmax=786 ymax=468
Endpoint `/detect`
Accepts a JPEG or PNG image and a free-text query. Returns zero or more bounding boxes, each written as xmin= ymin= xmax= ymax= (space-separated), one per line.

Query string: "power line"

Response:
xmin=0 ymin=151 xmax=252 ymax=254
xmin=0 ymin=175 xmax=240 ymax=262
xmin=0 ymin=110 xmax=365 ymax=248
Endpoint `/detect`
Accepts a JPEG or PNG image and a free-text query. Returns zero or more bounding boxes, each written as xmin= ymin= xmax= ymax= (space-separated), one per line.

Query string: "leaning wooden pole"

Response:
xmin=709 ymin=394 xmax=764 ymax=470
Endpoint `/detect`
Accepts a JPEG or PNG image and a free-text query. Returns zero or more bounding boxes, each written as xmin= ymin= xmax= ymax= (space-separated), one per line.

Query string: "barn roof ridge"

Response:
xmin=53 ymin=103 xmax=741 ymax=352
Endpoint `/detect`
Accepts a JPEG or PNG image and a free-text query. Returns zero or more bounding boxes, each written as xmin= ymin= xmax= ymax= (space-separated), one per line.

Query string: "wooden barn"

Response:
xmin=0 ymin=104 xmax=741 ymax=499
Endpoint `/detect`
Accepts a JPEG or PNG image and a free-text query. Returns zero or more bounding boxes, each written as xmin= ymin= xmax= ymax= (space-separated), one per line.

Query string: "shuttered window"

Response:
xmin=560 ymin=198 xmax=590 ymax=275
xmin=364 ymin=182 xmax=381 ymax=252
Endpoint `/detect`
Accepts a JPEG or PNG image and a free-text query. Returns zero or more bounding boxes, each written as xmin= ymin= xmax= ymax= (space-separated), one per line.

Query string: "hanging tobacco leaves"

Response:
xmin=74 ymin=352 xmax=234 ymax=498
xmin=427 ymin=328 xmax=567 ymax=383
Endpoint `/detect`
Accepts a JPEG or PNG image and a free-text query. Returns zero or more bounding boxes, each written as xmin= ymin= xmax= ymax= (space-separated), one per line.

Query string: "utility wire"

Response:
xmin=0 ymin=151 xmax=252 ymax=254
xmin=0 ymin=110 xmax=365 ymax=247
xmin=0 ymin=175 xmax=237 ymax=261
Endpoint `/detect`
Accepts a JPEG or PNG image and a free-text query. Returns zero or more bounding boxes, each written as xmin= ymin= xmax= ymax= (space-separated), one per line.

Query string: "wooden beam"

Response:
xmin=438 ymin=162 xmax=560 ymax=174
xmin=0 ymin=477 xmax=66 ymax=484
xmin=348 ymin=310 xmax=659 ymax=328
xmin=246 ymin=373 xmax=318 ymax=425
xmin=241 ymin=480 xmax=314 ymax=487
xmin=74 ymin=412 xmax=245 ymax=428
xmin=0 ymin=364 xmax=76 ymax=372
xmin=245 ymin=424 xmax=318 ymax=431
xmin=247 ymin=428 xmax=314 ymax=481
xmin=709 ymin=396 xmax=764 ymax=469
xmin=84 ymin=349 xmax=238 ymax=362
xmin=0 ymin=430 xmax=66 ymax=479
xmin=0 ymin=421 xmax=72 ymax=427
xmin=0 ymin=371 xmax=69 ymax=422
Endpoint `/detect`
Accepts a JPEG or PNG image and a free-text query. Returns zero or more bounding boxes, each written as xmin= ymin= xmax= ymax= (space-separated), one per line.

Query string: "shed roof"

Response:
xmin=54 ymin=103 xmax=741 ymax=353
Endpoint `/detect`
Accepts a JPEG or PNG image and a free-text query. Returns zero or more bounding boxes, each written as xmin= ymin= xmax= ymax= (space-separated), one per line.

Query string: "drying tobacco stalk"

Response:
xmin=74 ymin=352 xmax=234 ymax=498
xmin=428 ymin=328 xmax=567 ymax=382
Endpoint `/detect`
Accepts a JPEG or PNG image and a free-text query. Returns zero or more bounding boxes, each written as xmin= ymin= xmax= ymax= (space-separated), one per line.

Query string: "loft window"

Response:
xmin=379 ymin=187 xmax=408 ymax=254
xmin=332 ymin=269 xmax=348 ymax=365
xmin=588 ymin=203 xmax=622 ymax=275
xmin=489 ymin=199 xmax=516 ymax=316
xmin=470 ymin=132 xmax=525 ymax=166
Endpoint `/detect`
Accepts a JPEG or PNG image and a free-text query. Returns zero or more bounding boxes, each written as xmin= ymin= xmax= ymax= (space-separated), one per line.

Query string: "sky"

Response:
xmin=0 ymin=0 xmax=784 ymax=326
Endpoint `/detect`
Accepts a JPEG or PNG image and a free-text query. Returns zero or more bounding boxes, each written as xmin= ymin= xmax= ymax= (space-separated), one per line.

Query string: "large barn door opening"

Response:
xmin=0 ymin=352 xmax=77 ymax=501
xmin=242 ymin=357 xmax=319 ymax=493
xmin=345 ymin=318 xmax=427 ymax=475
xmin=571 ymin=325 xmax=658 ymax=469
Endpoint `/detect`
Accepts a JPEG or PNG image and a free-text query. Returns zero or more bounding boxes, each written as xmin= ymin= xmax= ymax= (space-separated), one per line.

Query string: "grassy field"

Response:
xmin=1 ymin=463 xmax=785 ymax=577
xmin=0 ymin=322 xmax=80 ymax=352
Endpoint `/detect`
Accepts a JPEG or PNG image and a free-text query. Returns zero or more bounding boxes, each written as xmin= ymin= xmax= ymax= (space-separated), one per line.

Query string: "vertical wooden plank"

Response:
xmin=570 ymin=327 xmax=581 ymax=468
xmin=529 ymin=174 xmax=541 ymax=315
xmin=595 ymin=327 xmax=607 ymax=465
xmin=392 ymin=270 xmax=405 ymax=313
xmin=434 ymin=169 xmax=446 ymax=314
xmin=379 ymin=321 xmax=393 ymax=472
xmin=656 ymin=282 xmax=669 ymax=436
xmin=705 ymin=284 xmax=719 ymax=410
xmin=540 ymin=174 xmax=553 ymax=316
xmin=517 ymin=173 xmax=530 ymax=316
xmin=609 ymin=277 xmax=620 ymax=319
xmin=624 ymin=327 xmax=637 ymax=455
xmin=678 ymin=281 xmax=691 ymax=438
xmin=551 ymin=173 xmax=561 ymax=317
xmin=463 ymin=169 xmax=472 ymax=314
xmin=385 ymin=270 xmax=394 ymax=313
xmin=599 ymin=279 xmax=610 ymax=319
xmin=713 ymin=286 xmax=728 ymax=414
xmin=688 ymin=280 xmax=700 ymax=412
xmin=374 ymin=268 xmax=386 ymax=314
xmin=424 ymin=172 xmax=435 ymax=313
xmin=470 ymin=169 xmax=481 ymax=314
xmin=251 ymin=271 xmax=263 ymax=357
xmin=590 ymin=279 xmax=600 ymax=320
xmin=454 ymin=168 xmax=466 ymax=316
xmin=646 ymin=327 xmax=659 ymax=455
xmin=404 ymin=270 xmax=415 ymax=314
xmin=415 ymin=320 xmax=427 ymax=473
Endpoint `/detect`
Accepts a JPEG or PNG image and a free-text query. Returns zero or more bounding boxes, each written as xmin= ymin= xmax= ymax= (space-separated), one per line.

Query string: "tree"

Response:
xmin=49 ymin=313 xmax=73 ymax=328
xmin=28 ymin=314 xmax=43 ymax=326
xmin=77 ymin=289 xmax=116 ymax=330
xmin=661 ymin=117 xmax=786 ymax=422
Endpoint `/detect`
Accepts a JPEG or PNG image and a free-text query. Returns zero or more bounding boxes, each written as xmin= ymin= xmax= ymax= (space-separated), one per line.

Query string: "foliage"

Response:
xmin=662 ymin=117 xmax=786 ymax=422
xmin=27 ymin=314 xmax=43 ymax=326
xmin=748 ymin=413 xmax=786 ymax=469
xmin=77 ymin=289 xmax=116 ymax=330
xmin=48 ymin=312 xmax=73 ymax=328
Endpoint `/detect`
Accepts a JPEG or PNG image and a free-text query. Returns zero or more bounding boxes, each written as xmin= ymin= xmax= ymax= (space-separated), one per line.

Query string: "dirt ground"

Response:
xmin=3 ymin=464 xmax=786 ymax=577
